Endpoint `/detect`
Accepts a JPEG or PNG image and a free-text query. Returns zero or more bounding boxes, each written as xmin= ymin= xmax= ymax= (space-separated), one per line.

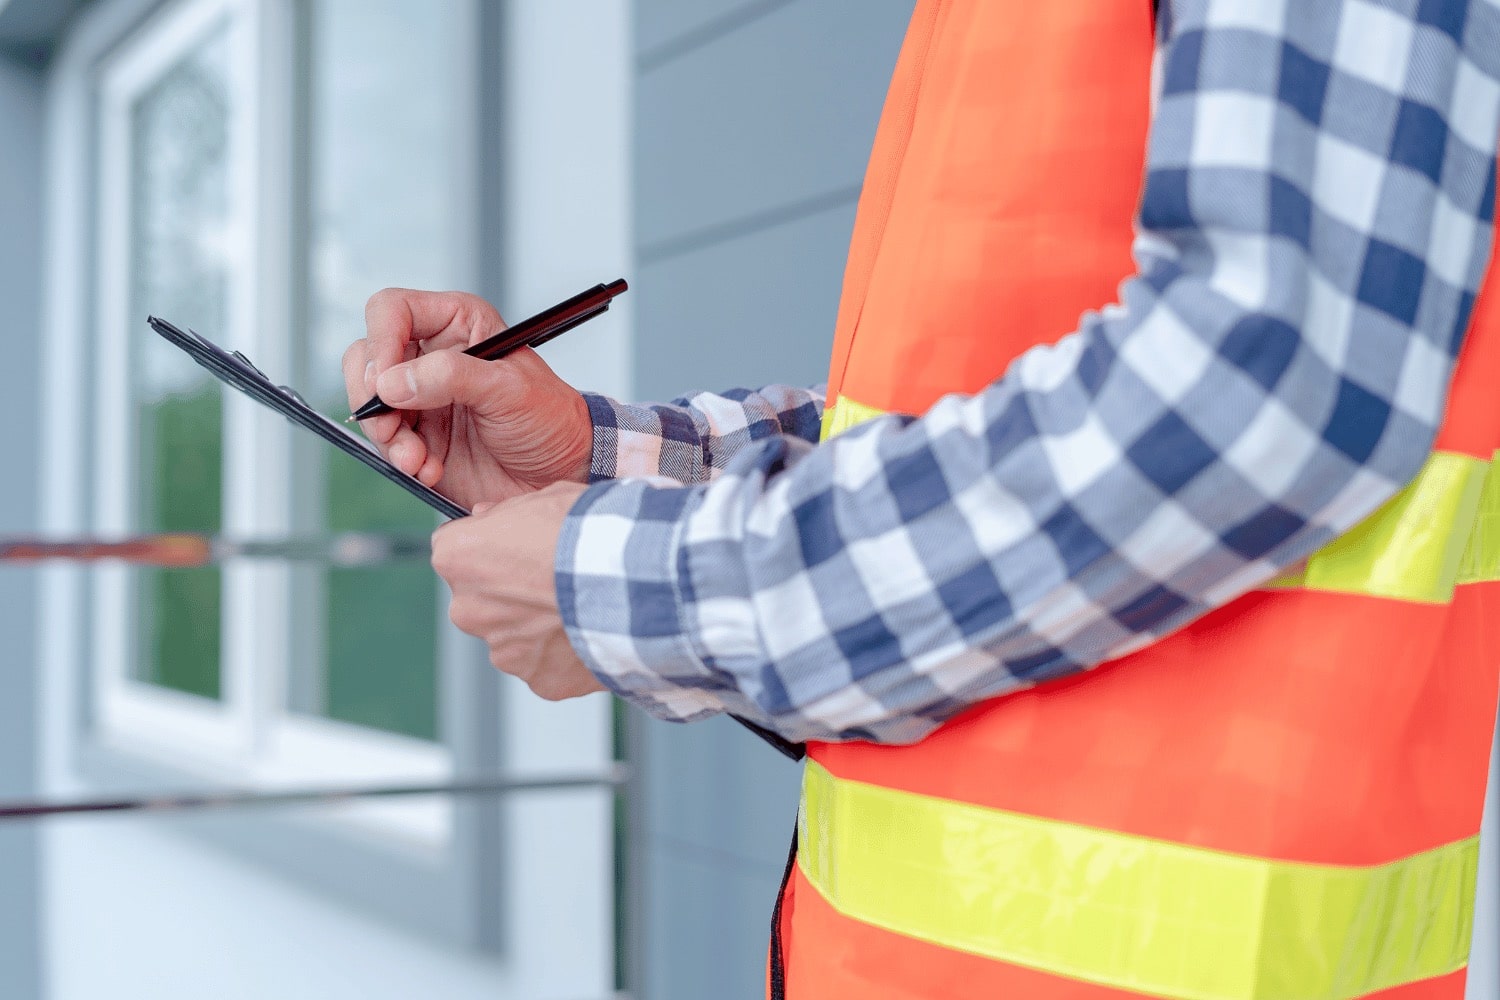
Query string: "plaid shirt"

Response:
xmin=556 ymin=0 xmax=1500 ymax=745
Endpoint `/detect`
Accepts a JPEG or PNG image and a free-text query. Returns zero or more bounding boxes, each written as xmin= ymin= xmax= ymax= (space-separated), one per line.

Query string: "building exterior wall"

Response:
xmin=0 ymin=49 xmax=46 ymax=1000
xmin=1478 ymin=751 xmax=1499 ymax=999
xmin=629 ymin=3 xmax=914 ymax=997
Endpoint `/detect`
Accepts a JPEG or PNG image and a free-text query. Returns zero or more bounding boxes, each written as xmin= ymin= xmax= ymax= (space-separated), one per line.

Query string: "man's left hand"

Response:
xmin=431 ymin=481 xmax=605 ymax=701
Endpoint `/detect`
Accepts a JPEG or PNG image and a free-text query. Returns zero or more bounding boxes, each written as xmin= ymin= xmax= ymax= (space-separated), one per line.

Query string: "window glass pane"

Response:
xmin=127 ymin=26 xmax=233 ymax=700
xmin=295 ymin=0 xmax=470 ymax=740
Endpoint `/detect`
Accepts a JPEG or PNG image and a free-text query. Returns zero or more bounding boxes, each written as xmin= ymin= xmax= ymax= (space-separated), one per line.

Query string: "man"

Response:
xmin=344 ymin=0 xmax=1500 ymax=996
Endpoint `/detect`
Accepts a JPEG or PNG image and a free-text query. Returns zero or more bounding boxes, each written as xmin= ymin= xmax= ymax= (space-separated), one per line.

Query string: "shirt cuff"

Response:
xmin=554 ymin=476 xmax=730 ymax=723
xmin=582 ymin=392 xmax=706 ymax=484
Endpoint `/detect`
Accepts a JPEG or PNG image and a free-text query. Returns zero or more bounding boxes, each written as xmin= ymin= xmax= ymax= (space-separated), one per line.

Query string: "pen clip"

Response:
xmin=525 ymin=304 xmax=610 ymax=351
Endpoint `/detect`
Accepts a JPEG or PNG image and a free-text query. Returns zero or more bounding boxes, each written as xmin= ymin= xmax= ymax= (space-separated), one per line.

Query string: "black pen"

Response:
xmin=348 ymin=278 xmax=628 ymax=422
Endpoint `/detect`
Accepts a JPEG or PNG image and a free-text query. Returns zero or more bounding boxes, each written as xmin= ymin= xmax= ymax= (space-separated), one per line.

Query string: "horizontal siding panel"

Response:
xmin=644 ymin=847 xmax=786 ymax=1000
xmin=635 ymin=0 xmax=788 ymax=60
xmin=643 ymin=715 xmax=802 ymax=871
xmin=633 ymin=198 xmax=857 ymax=402
xmin=634 ymin=0 xmax=912 ymax=250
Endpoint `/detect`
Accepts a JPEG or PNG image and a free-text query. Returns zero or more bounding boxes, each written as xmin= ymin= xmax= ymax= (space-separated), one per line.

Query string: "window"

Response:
xmin=43 ymin=0 xmax=623 ymax=975
xmin=88 ymin=0 xmax=479 ymax=845
xmin=93 ymin=0 xmax=260 ymax=761
xmin=122 ymin=18 xmax=230 ymax=704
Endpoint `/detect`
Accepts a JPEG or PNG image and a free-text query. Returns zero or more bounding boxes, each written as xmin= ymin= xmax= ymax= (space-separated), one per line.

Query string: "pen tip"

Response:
xmin=344 ymin=415 xmax=357 ymax=424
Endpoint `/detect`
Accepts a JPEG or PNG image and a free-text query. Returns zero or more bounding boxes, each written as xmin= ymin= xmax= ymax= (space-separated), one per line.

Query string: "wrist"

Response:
xmin=563 ymin=390 xmax=595 ymax=484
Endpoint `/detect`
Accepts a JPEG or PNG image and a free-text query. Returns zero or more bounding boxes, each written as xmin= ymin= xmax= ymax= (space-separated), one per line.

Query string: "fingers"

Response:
xmin=417 ymin=451 xmax=445 ymax=487
xmin=363 ymin=288 xmax=501 ymax=374
xmin=341 ymin=336 xmax=403 ymax=443
xmin=341 ymin=338 xmax=372 ymax=413
xmin=385 ymin=424 xmax=429 ymax=477
xmin=383 ymin=431 xmax=443 ymax=483
xmin=375 ymin=349 xmax=516 ymax=416
xmin=346 ymin=336 xmax=423 ymax=471
xmin=353 ymin=288 xmax=500 ymax=442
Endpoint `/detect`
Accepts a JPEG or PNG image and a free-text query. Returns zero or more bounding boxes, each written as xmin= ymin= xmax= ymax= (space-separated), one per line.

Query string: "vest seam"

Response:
xmin=827 ymin=0 xmax=952 ymax=403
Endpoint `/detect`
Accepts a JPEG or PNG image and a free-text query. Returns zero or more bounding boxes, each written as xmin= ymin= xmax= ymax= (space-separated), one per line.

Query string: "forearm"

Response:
xmin=583 ymin=385 xmax=825 ymax=484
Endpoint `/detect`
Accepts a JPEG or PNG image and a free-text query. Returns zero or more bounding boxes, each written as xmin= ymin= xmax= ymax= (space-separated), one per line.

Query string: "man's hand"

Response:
xmin=342 ymin=288 xmax=594 ymax=511
xmin=431 ymin=482 xmax=606 ymax=701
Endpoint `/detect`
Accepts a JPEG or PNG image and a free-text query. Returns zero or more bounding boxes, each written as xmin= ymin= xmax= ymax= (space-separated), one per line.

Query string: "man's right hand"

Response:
xmin=342 ymin=288 xmax=594 ymax=511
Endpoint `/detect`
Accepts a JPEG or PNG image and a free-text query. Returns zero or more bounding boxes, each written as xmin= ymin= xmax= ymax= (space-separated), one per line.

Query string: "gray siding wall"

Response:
xmin=0 ymin=51 xmax=46 ymax=1000
xmin=630 ymin=4 xmax=914 ymax=998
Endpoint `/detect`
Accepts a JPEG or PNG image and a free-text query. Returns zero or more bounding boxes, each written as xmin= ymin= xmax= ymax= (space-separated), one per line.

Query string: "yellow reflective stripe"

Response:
xmin=1267 ymin=451 xmax=1493 ymax=603
xmin=820 ymin=393 xmax=890 ymax=440
xmin=825 ymin=394 xmax=1500 ymax=601
xmin=1456 ymin=451 xmax=1500 ymax=586
xmin=800 ymin=761 xmax=1477 ymax=1000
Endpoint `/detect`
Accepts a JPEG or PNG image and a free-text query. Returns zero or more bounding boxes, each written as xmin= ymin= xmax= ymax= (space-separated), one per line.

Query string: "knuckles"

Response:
xmin=486 ymin=647 xmax=541 ymax=692
xmin=448 ymin=596 xmax=482 ymax=635
xmin=364 ymin=287 xmax=406 ymax=323
xmin=421 ymin=349 xmax=460 ymax=387
xmin=429 ymin=525 xmax=466 ymax=580
xmin=529 ymin=675 xmax=573 ymax=702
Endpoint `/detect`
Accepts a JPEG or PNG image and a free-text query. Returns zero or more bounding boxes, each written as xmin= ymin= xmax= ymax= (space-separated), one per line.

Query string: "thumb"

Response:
xmin=376 ymin=351 xmax=508 ymax=413
xmin=470 ymin=501 xmax=498 ymax=516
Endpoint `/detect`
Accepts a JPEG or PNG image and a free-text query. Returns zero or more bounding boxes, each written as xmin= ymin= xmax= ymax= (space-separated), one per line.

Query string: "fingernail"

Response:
xmin=378 ymin=365 xmax=417 ymax=404
xmin=364 ymin=360 xmax=375 ymax=391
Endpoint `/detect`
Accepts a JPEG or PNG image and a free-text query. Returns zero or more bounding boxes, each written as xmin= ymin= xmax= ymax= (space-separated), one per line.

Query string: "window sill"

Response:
xmin=72 ymin=731 xmax=493 ymax=946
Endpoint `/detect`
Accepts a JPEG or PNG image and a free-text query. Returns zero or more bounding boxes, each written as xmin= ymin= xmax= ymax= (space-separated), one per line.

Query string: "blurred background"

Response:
xmin=0 ymin=1 xmax=1494 ymax=999
xmin=0 ymin=1 xmax=916 ymax=997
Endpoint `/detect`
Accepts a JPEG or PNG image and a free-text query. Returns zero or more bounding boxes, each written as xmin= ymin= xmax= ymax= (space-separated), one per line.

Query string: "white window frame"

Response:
xmin=89 ymin=0 xmax=450 ymax=848
xmin=92 ymin=0 xmax=260 ymax=760
xmin=40 ymin=0 xmax=626 ymax=984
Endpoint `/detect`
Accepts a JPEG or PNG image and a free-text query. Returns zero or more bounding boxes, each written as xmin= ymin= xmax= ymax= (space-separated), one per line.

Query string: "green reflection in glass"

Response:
xmin=137 ymin=388 xmax=223 ymax=699
xmin=127 ymin=30 xmax=230 ymax=701
xmin=321 ymin=431 xmax=438 ymax=740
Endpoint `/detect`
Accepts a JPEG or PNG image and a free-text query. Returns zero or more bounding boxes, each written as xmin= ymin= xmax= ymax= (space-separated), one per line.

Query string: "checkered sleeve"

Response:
xmin=581 ymin=385 xmax=825 ymax=484
xmin=557 ymin=0 xmax=1500 ymax=743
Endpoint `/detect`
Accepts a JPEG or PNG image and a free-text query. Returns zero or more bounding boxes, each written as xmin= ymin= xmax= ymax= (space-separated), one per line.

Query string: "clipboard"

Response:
xmin=148 ymin=316 xmax=469 ymax=520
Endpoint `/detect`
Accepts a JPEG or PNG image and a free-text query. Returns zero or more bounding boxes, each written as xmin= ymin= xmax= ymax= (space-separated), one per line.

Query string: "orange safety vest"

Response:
xmin=776 ymin=2 xmax=1500 ymax=998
